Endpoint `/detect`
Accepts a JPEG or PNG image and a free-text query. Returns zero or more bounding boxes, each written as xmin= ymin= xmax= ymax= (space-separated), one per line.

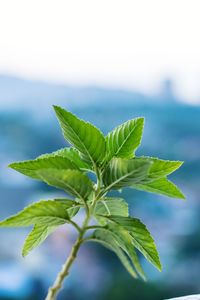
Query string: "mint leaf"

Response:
xmin=9 ymin=156 xmax=78 ymax=180
xmin=38 ymin=169 xmax=93 ymax=200
xmin=136 ymin=157 xmax=183 ymax=183
xmin=95 ymin=197 xmax=128 ymax=217
xmin=53 ymin=106 xmax=106 ymax=166
xmin=21 ymin=198 xmax=81 ymax=256
xmin=106 ymin=118 xmax=144 ymax=160
xmin=103 ymin=158 xmax=151 ymax=190
xmin=106 ymin=224 xmax=146 ymax=280
xmin=0 ymin=200 xmax=70 ymax=227
xmin=54 ymin=198 xmax=81 ymax=217
xmin=106 ymin=216 xmax=161 ymax=271
xmin=39 ymin=147 xmax=91 ymax=170
xmin=90 ymin=229 xmax=137 ymax=278
xmin=95 ymin=197 xmax=128 ymax=225
xmin=132 ymin=177 xmax=185 ymax=199
xmin=22 ymin=224 xmax=57 ymax=257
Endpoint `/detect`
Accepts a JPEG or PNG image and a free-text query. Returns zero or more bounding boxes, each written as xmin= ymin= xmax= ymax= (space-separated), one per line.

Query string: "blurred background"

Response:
xmin=0 ymin=1 xmax=200 ymax=299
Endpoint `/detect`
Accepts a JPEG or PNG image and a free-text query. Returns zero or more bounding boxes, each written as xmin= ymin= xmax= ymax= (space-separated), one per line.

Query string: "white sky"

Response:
xmin=0 ymin=0 xmax=200 ymax=103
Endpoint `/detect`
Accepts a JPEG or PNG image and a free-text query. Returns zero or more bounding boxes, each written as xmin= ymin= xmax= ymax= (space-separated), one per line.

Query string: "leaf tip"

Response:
xmin=22 ymin=247 xmax=29 ymax=258
xmin=177 ymin=160 xmax=184 ymax=168
xmin=8 ymin=162 xmax=15 ymax=169
xmin=157 ymin=261 xmax=162 ymax=272
xmin=179 ymin=192 xmax=186 ymax=201
xmin=137 ymin=117 xmax=145 ymax=129
xmin=173 ymin=182 xmax=186 ymax=200
xmin=8 ymin=162 xmax=22 ymax=171
xmin=53 ymin=104 xmax=61 ymax=113
xmin=138 ymin=116 xmax=145 ymax=123
xmin=52 ymin=104 xmax=59 ymax=108
xmin=22 ymin=252 xmax=26 ymax=258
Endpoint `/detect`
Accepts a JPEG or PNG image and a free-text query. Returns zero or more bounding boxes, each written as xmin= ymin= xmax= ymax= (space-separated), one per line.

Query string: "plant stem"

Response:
xmin=45 ymin=167 xmax=104 ymax=300
xmin=45 ymin=234 xmax=83 ymax=300
xmin=45 ymin=206 xmax=92 ymax=300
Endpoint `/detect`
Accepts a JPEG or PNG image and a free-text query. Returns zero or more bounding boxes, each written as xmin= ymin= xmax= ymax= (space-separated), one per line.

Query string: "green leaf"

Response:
xmin=95 ymin=197 xmax=129 ymax=225
xmin=106 ymin=118 xmax=144 ymax=160
xmin=106 ymin=216 xmax=162 ymax=271
xmin=95 ymin=197 xmax=129 ymax=217
xmin=89 ymin=229 xmax=137 ymax=278
xmin=54 ymin=198 xmax=81 ymax=217
xmin=53 ymin=106 xmax=106 ymax=166
xmin=0 ymin=200 xmax=70 ymax=227
xmin=39 ymin=147 xmax=91 ymax=170
xmin=132 ymin=177 xmax=185 ymax=199
xmin=22 ymin=224 xmax=57 ymax=257
xmin=103 ymin=158 xmax=151 ymax=190
xmin=21 ymin=198 xmax=81 ymax=256
xmin=9 ymin=156 xmax=78 ymax=180
xmin=127 ymin=246 xmax=145 ymax=280
xmin=38 ymin=169 xmax=93 ymax=200
xmin=106 ymin=224 xmax=146 ymax=280
xmin=136 ymin=157 xmax=183 ymax=183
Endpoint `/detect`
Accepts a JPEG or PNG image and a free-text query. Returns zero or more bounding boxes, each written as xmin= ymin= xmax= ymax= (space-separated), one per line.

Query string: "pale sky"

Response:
xmin=0 ymin=0 xmax=200 ymax=103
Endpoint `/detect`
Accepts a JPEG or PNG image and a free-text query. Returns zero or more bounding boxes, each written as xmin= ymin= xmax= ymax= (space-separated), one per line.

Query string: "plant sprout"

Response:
xmin=0 ymin=106 xmax=185 ymax=300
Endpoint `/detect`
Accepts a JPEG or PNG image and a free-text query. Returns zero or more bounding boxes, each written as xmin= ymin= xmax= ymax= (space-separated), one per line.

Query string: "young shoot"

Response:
xmin=0 ymin=106 xmax=185 ymax=300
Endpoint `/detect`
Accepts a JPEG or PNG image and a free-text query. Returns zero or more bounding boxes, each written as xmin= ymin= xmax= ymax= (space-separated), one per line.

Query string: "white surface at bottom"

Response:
xmin=167 ymin=295 xmax=200 ymax=300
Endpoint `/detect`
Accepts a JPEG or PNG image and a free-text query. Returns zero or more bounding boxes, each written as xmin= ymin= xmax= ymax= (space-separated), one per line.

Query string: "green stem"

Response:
xmin=45 ymin=200 xmax=94 ymax=300
xmin=69 ymin=220 xmax=82 ymax=233
xmin=45 ymin=233 xmax=83 ymax=300
xmin=45 ymin=167 xmax=105 ymax=300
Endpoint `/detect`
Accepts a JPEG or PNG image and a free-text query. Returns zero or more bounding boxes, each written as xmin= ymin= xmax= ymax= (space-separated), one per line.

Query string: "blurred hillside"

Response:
xmin=0 ymin=75 xmax=200 ymax=300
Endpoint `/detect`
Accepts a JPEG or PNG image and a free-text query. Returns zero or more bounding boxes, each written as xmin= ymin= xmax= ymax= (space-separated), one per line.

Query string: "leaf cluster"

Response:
xmin=0 ymin=106 xmax=185 ymax=279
